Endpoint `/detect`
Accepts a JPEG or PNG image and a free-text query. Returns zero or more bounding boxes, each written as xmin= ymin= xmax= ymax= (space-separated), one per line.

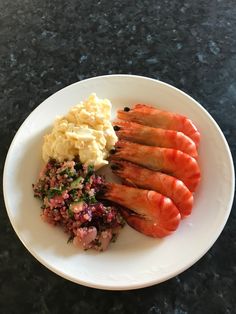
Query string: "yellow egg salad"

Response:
xmin=42 ymin=93 xmax=118 ymax=170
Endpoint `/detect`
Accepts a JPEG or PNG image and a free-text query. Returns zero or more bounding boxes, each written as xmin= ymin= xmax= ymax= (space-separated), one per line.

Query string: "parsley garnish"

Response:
xmin=81 ymin=193 xmax=97 ymax=204
xmin=67 ymin=206 xmax=74 ymax=218
xmin=84 ymin=164 xmax=95 ymax=183
xmin=47 ymin=188 xmax=62 ymax=199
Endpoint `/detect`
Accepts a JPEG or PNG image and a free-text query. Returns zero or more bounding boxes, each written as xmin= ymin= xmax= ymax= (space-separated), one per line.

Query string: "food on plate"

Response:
xmin=42 ymin=93 xmax=118 ymax=170
xmin=113 ymin=120 xmax=198 ymax=158
xmin=111 ymin=140 xmax=201 ymax=192
xmin=33 ymin=159 xmax=124 ymax=251
xmin=34 ymin=97 xmax=201 ymax=244
xmin=99 ymin=182 xmax=181 ymax=238
xmin=111 ymin=160 xmax=193 ymax=218
xmin=117 ymin=104 xmax=200 ymax=147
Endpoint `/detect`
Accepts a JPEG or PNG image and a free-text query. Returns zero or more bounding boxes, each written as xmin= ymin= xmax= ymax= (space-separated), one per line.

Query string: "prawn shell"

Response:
xmin=113 ymin=120 xmax=198 ymax=159
xmin=112 ymin=140 xmax=201 ymax=192
xmin=101 ymin=182 xmax=181 ymax=238
xmin=120 ymin=208 xmax=178 ymax=238
xmin=117 ymin=104 xmax=200 ymax=147
xmin=111 ymin=160 xmax=193 ymax=218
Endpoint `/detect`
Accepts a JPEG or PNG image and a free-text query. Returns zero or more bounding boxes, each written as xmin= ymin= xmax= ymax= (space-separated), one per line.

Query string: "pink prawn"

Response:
xmin=111 ymin=160 xmax=193 ymax=218
xmin=114 ymin=120 xmax=198 ymax=158
xmin=100 ymin=182 xmax=181 ymax=238
xmin=111 ymin=140 xmax=201 ymax=192
xmin=118 ymin=104 xmax=200 ymax=147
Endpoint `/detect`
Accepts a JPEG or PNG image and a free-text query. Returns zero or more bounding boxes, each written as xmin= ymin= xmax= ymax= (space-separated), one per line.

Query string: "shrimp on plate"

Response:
xmin=117 ymin=104 xmax=200 ymax=147
xmin=99 ymin=182 xmax=181 ymax=238
xmin=111 ymin=160 xmax=193 ymax=218
xmin=111 ymin=140 xmax=201 ymax=192
xmin=114 ymin=120 xmax=198 ymax=158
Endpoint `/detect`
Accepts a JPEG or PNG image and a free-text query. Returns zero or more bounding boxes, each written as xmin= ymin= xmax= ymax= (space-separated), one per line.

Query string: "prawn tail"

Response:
xmin=120 ymin=207 xmax=172 ymax=238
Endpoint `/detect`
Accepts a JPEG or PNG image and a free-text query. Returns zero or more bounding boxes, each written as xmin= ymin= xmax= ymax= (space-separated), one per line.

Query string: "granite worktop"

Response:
xmin=0 ymin=1 xmax=235 ymax=313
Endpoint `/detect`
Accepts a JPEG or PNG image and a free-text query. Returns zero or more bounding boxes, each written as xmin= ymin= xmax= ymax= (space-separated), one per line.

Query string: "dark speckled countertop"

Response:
xmin=0 ymin=1 xmax=235 ymax=313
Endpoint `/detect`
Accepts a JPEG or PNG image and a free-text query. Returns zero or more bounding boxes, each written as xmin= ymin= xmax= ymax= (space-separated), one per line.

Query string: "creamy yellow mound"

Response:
xmin=42 ymin=93 xmax=118 ymax=170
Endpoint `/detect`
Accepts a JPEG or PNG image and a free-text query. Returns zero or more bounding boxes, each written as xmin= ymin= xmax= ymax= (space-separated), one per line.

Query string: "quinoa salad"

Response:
xmin=33 ymin=159 xmax=124 ymax=251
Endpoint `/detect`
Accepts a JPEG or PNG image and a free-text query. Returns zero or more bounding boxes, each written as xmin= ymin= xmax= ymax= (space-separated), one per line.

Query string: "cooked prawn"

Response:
xmin=111 ymin=160 xmax=193 ymax=218
xmin=118 ymin=104 xmax=200 ymax=147
xmin=114 ymin=120 xmax=198 ymax=158
xmin=100 ymin=182 xmax=181 ymax=238
xmin=111 ymin=140 xmax=201 ymax=192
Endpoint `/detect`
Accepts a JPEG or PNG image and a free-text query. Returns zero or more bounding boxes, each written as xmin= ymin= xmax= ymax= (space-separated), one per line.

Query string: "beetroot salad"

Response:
xmin=33 ymin=159 xmax=124 ymax=251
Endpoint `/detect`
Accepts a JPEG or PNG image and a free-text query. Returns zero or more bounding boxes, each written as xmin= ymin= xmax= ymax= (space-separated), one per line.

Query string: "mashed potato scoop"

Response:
xmin=42 ymin=94 xmax=118 ymax=170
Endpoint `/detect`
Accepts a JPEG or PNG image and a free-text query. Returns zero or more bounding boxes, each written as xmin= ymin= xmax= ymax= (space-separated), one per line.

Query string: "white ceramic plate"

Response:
xmin=3 ymin=75 xmax=235 ymax=290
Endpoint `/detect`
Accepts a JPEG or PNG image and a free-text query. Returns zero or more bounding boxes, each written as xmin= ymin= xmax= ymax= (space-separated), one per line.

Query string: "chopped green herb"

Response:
xmin=89 ymin=195 xmax=97 ymax=204
xmin=70 ymin=176 xmax=83 ymax=189
xmin=67 ymin=206 xmax=74 ymax=218
xmin=70 ymin=189 xmax=79 ymax=201
xmin=80 ymin=193 xmax=94 ymax=203
xmin=59 ymin=168 xmax=75 ymax=177
xmin=47 ymin=188 xmax=62 ymax=199
xmin=84 ymin=164 xmax=94 ymax=183
xmin=87 ymin=164 xmax=94 ymax=174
